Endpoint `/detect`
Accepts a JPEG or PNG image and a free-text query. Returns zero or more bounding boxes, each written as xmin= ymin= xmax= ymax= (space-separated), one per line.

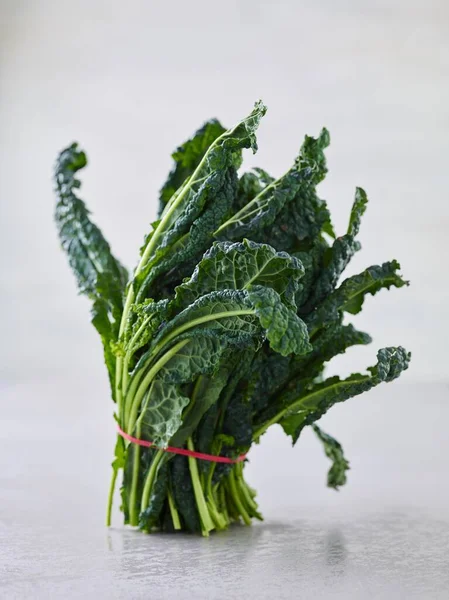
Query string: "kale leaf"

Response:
xmin=54 ymin=143 xmax=128 ymax=398
xmin=312 ymin=425 xmax=350 ymax=490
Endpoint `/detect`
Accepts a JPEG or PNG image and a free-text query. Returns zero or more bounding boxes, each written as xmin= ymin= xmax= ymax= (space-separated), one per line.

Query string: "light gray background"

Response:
xmin=1 ymin=0 xmax=448 ymax=383
xmin=1 ymin=1 xmax=448 ymax=598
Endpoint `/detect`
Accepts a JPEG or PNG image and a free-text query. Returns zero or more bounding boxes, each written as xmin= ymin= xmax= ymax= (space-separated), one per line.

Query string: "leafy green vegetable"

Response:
xmin=54 ymin=101 xmax=411 ymax=535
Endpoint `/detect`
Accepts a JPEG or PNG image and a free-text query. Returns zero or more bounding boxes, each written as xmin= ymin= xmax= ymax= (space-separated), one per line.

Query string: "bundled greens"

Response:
xmin=54 ymin=101 xmax=410 ymax=535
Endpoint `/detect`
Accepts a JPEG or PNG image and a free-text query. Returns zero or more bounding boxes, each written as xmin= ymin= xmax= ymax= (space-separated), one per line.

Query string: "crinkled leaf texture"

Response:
xmin=54 ymin=144 xmax=128 ymax=299
xmin=54 ymin=143 xmax=128 ymax=397
xmin=140 ymin=381 xmax=190 ymax=448
xmin=173 ymin=239 xmax=304 ymax=311
xmin=247 ymin=286 xmax=311 ymax=356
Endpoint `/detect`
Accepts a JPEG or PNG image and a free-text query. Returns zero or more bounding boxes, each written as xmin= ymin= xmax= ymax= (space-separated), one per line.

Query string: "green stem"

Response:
xmin=127 ymin=339 xmax=190 ymax=433
xmin=228 ymin=469 xmax=251 ymax=526
xmin=187 ymin=438 xmax=214 ymax=536
xmin=206 ymin=461 xmax=217 ymax=503
xmin=235 ymin=463 xmax=257 ymax=512
xmin=123 ymin=368 xmax=146 ymax=430
xmin=207 ymin=496 xmax=227 ymax=530
xmin=218 ymin=485 xmax=230 ymax=524
xmin=129 ymin=424 xmax=141 ymax=526
xmin=214 ymin=179 xmax=277 ymax=235
xmin=137 ymin=127 xmax=230 ymax=274
xmin=141 ymin=449 xmax=165 ymax=512
xmin=114 ymin=137 xmax=226 ymax=522
xmin=115 ymin=285 xmax=136 ymax=419
xmin=106 ymin=467 xmax=118 ymax=527
xmin=122 ymin=314 xmax=152 ymax=395
xmin=205 ymin=458 xmax=226 ymax=530
xmin=239 ymin=480 xmax=258 ymax=513
xmin=182 ymin=376 xmax=202 ymax=422
xmin=204 ymin=436 xmax=222 ymax=500
xmin=151 ymin=309 xmax=253 ymax=358
xmin=237 ymin=475 xmax=263 ymax=520
xmin=167 ymin=488 xmax=181 ymax=530
xmin=115 ymin=356 xmax=123 ymax=424
xmin=225 ymin=482 xmax=240 ymax=521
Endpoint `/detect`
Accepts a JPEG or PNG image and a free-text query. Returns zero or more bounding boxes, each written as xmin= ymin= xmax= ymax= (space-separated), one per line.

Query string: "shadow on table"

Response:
xmin=106 ymin=519 xmax=348 ymax=583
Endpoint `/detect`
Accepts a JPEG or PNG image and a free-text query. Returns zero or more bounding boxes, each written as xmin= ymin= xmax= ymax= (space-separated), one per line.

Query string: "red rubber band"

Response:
xmin=117 ymin=426 xmax=246 ymax=464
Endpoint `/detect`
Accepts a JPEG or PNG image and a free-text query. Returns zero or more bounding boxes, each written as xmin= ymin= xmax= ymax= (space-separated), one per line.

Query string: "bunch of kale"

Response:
xmin=54 ymin=101 xmax=410 ymax=535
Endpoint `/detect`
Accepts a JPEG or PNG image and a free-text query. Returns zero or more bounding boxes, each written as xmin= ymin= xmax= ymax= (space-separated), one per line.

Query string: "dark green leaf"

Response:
xmin=259 ymin=185 xmax=333 ymax=252
xmin=302 ymin=188 xmax=368 ymax=311
xmin=253 ymin=322 xmax=372 ymax=425
xmin=140 ymin=168 xmax=239 ymax=302
xmin=170 ymin=369 xmax=230 ymax=449
xmin=159 ymin=119 xmax=227 ymax=215
xmin=312 ymin=425 xmax=350 ymax=490
xmin=171 ymin=456 xmax=201 ymax=532
xmin=173 ymin=239 xmax=305 ymax=311
xmin=54 ymin=143 xmax=128 ymax=398
xmin=151 ymin=286 xmax=310 ymax=361
xmin=247 ymin=286 xmax=311 ymax=356
xmin=54 ymin=143 xmax=128 ymax=300
xmin=91 ymin=298 xmax=118 ymax=396
xmin=139 ymin=459 xmax=169 ymax=531
xmin=307 ymin=260 xmax=408 ymax=333
xmin=279 ymin=346 xmax=411 ymax=443
xmin=296 ymin=127 xmax=330 ymax=185
xmin=215 ymin=169 xmax=305 ymax=241
xmin=235 ymin=168 xmax=274 ymax=211
xmin=124 ymin=299 xmax=169 ymax=365
xmin=196 ymin=347 xmax=256 ymax=454
xmin=294 ymin=322 xmax=372 ymax=381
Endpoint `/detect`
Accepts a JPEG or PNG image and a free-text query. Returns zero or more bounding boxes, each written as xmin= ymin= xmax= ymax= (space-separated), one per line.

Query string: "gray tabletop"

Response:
xmin=1 ymin=381 xmax=448 ymax=599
